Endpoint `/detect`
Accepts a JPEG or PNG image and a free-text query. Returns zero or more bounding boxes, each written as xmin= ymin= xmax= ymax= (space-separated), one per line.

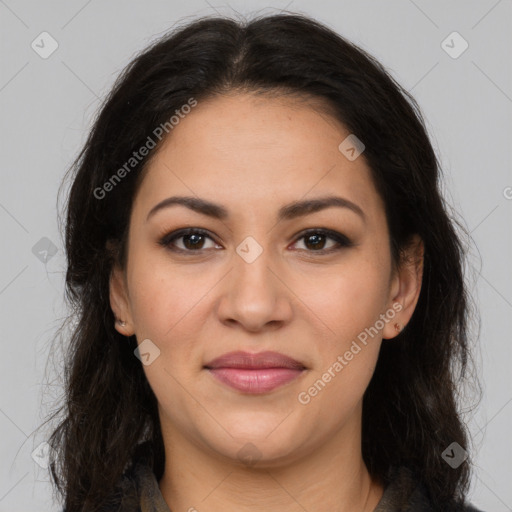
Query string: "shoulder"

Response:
xmin=101 ymin=440 xmax=168 ymax=512
xmin=408 ymin=483 xmax=484 ymax=512
xmin=463 ymin=505 xmax=484 ymax=512
xmin=374 ymin=466 xmax=485 ymax=512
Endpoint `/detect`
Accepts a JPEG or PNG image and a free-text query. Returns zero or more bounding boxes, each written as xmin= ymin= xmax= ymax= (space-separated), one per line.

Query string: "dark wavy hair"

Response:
xmin=44 ymin=11 xmax=481 ymax=512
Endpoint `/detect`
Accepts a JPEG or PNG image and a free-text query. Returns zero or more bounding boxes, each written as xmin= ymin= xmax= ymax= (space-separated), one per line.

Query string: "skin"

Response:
xmin=110 ymin=92 xmax=423 ymax=512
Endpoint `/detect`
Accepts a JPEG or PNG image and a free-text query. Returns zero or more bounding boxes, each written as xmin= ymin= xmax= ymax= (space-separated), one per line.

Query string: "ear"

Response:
xmin=108 ymin=241 xmax=134 ymax=337
xmin=382 ymin=234 xmax=424 ymax=340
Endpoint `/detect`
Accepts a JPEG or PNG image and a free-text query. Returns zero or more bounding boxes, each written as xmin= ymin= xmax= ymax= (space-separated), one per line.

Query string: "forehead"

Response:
xmin=133 ymin=92 xmax=383 ymax=220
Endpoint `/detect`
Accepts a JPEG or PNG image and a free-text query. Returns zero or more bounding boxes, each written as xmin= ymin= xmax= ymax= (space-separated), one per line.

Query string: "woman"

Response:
xmin=47 ymin=12 xmax=483 ymax=512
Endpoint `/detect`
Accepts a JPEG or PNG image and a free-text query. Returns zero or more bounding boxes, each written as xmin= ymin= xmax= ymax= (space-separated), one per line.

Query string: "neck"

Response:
xmin=158 ymin=410 xmax=384 ymax=512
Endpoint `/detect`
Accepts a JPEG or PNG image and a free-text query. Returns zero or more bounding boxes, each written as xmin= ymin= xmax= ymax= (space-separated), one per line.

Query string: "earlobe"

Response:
xmin=383 ymin=235 xmax=424 ymax=340
xmin=109 ymin=262 xmax=134 ymax=336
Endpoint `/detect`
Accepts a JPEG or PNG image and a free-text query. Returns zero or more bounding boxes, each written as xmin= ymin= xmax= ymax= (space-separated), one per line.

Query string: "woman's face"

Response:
xmin=110 ymin=92 xmax=420 ymax=466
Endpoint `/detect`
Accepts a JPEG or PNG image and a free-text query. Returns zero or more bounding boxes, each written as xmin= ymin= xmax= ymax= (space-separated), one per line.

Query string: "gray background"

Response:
xmin=0 ymin=0 xmax=511 ymax=510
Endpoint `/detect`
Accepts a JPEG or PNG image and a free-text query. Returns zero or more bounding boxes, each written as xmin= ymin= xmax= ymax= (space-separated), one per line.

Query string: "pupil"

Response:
xmin=184 ymin=234 xmax=203 ymax=249
xmin=306 ymin=234 xmax=324 ymax=250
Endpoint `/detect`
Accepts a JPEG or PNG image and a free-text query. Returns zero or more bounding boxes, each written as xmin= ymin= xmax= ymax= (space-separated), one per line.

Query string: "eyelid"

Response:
xmin=292 ymin=228 xmax=353 ymax=249
xmin=158 ymin=227 xmax=353 ymax=253
xmin=158 ymin=228 xmax=219 ymax=251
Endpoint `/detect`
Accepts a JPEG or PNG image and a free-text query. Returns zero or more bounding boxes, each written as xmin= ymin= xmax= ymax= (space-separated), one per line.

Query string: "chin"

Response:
xmin=202 ymin=426 xmax=309 ymax=469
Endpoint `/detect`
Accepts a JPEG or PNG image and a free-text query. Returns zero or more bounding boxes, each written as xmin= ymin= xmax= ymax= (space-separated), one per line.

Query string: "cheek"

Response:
xmin=315 ymin=258 xmax=391 ymax=341
xmin=127 ymin=248 xmax=194 ymax=335
xmin=126 ymin=249 xmax=219 ymax=370
xmin=297 ymin=255 xmax=390 ymax=405
xmin=127 ymin=257 xmax=209 ymax=421
xmin=128 ymin=270 xmax=171 ymax=336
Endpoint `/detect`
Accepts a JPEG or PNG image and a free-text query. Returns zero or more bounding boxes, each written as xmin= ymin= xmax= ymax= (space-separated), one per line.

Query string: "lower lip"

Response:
xmin=206 ymin=367 xmax=305 ymax=393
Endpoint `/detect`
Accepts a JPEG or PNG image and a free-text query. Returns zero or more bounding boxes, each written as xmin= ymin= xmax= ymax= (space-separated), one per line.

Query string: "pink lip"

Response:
xmin=204 ymin=351 xmax=306 ymax=394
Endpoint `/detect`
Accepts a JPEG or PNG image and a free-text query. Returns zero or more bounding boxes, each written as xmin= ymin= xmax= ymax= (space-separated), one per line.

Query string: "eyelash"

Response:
xmin=158 ymin=228 xmax=353 ymax=255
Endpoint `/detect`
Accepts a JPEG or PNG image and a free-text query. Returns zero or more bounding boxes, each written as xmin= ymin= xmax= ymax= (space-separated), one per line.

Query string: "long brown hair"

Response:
xmin=45 ymin=12 xmax=480 ymax=511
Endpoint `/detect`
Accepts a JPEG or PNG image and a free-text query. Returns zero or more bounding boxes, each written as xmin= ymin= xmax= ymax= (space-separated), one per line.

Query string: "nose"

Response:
xmin=216 ymin=241 xmax=293 ymax=333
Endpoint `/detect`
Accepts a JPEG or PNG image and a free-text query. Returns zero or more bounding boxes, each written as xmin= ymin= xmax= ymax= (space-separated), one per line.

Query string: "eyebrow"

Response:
xmin=146 ymin=195 xmax=366 ymax=223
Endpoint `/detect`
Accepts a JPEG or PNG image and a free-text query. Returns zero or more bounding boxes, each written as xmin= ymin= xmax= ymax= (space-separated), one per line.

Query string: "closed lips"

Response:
xmin=204 ymin=351 xmax=306 ymax=369
xmin=204 ymin=351 xmax=307 ymax=394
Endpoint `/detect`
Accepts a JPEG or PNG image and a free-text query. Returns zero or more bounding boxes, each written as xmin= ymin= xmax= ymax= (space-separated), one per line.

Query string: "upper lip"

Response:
xmin=204 ymin=351 xmax=306 ymax=370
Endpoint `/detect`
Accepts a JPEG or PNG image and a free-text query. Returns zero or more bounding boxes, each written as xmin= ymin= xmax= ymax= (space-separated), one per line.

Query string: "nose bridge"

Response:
xmin=216 ymin=231 xmax=292 ymax=330
xmin=233 ymin=233 xmax=277 ymax=298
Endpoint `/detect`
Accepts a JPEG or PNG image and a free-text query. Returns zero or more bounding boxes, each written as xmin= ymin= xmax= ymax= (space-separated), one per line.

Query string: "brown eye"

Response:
xmin=159 ymin=228 xmax=352 ymax=255
xmin=180 ymin=233 xmax=207 ymax=250
xmin=159 ymin=228 xmax=219 ymax=252
xmin=292 ymin=229 xmax=353 ymax=253
xmin=303 ymin=233 xmax=330 ymax=250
